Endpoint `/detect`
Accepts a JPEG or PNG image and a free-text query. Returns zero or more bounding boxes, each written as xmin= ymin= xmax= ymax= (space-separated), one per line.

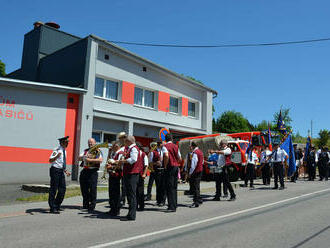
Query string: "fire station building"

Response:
xmin=0 ymin=22 xmax=217 ymax=184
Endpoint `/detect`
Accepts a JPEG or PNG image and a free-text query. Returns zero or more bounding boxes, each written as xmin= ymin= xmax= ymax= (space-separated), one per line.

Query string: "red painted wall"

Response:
xmin=65 ymin=93 xmax=80 ymax=165
xmin=122 ymin=81 xmax=135 ymax=104
xmin=158 ymin=91 xmax=170 ymax=112
xmin=0 ymin=146 xmax=52 ymax=163
xmin=182 ymin=97 xmax=188 ymax=116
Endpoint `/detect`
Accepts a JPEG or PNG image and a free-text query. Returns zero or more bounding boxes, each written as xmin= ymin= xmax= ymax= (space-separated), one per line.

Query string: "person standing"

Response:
xmin=117 ymin=132 xmax=128 ymax=207
xmin=271 ymin=142 xmax=288 ymax=190
xmin=48 ymin=136 xmax=71 ymax=214
xmin=119 ymin=136 xmax=142 ymax=221
xmin=211 ymin=140 xmax=236 ymax=201
xmin=291 ymin=144 xmax=303 ymax=182
xmin=145 ymin=143 xmax=157 ymax=201
xmin=151 ymin=141 xmax=166 ymax=206
xmin=260 ymin=145 xmax=272 ymax=185
xmin=78 ymin=138 xmax=103 ymax=212
xmin=245 ymin=146 xmax=258 ymax=189
xmin=163 ymin=133 xmax=181 ymax=212
xmin=317 ymin=147 xmax=329 ymax=181
xmin=188 ymin=141 xmax=204 ymax=208
xmin=106 ymin=142 xmax=124 ymax=216
xmin=136 ymin=143 xmax=148 ymax=211
xmin=307 ymin=146 xmax=316 ymax=181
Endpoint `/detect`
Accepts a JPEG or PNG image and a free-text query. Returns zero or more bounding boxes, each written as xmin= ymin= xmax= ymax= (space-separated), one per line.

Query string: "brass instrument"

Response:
xmin=147 ymin=142 xmax=158 ymax=173
xmin=86 ymin=142 xmax=109 ymax=168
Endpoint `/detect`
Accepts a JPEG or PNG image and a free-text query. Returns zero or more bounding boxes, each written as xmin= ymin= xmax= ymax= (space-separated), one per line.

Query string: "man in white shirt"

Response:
xmin=48 ymin=136 xmax=71 ymax=214
xmin=260 ymin=145 xmax=272 ymax=185
xmin=245 ymin=146 xmax=258 ymax=188
xmin=271 ymin=142 xmax=288 ymax=190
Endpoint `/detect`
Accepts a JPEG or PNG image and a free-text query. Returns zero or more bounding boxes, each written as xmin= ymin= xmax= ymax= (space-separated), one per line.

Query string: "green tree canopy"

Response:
xmin=0 ymin=59 xmax=5 ymax=77
xmin=317 ymin=129 xmax=329 ymax=148
xmin=213 ymin=111 xmax=253 ymax=133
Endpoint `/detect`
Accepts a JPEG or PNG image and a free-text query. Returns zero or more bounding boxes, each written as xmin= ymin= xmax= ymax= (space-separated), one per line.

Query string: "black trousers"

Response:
xmin=108 ymin=176 xmax=121 ymax=213
xmin=214 ymin=172 xmax=228 ymax=197
xmin=123 ymin=173 xmax=139 ymax=220
xmin=262 ymin=163 xmax=271 ymax=185
xmin=307 ymin=163 xmax=316 ymax=180
xmin=165 ymin=166 xmax=178 ymax=210
xmin=48 ymin=167 xmax=66 ymax=210
xmin=136 ymin=175 xmax=145 ymax=210
xmin=319 ymin=162 xmax=329 ymax=180
xmin=121 ymin=178 xmax=127 ymax=205
xmin=245 ymin=164 xmax=255 ymax=187
xmin=273 ymin=162 xmax=284 ymax=188
xmin=190 ymin=172 xmax=202 ymax=204
xmin=146 ymin=172 xmax=156 ymax=198
xmin=79 ymin=168 xmax=98 ymax=209
xmin=222 ymin=168 xmax=236 ymax=198
xmin=291 ymin=167 xmax=299 ymax=182
xmin=155 ymin=169 xmax=166 ymax=204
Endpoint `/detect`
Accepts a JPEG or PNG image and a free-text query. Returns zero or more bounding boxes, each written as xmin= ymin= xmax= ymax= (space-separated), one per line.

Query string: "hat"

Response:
xmin=117 ymin=132 xmax=127 ymax=139
xmin=58 ymin=136 xmax=69 ymax=142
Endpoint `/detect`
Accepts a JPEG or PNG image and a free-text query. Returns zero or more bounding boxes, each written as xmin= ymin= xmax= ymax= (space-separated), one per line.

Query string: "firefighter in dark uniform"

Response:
xmin=48 ymin=136 xmax=71 ymax=214
xmin=78 ymin=138 xmax=103 ymax=212
xmin=317 ymin=147 xmax=329 ymax=181
xmin=163 ymin=133 xmax=182 ymax=212
xmin=291 ymin=144 xmax=303 ymax=182
xmin=307 ymin=146 xmax=316 ymax=181
xmin=119 ymin=135 xmax=142 ymax=221
xmin=188 ymin=141 xmax=204 ymax=208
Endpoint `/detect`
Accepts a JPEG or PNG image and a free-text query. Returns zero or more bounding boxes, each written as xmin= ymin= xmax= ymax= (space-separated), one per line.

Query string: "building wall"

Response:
xmin=0 ymin=82 xmax=80 ymax=184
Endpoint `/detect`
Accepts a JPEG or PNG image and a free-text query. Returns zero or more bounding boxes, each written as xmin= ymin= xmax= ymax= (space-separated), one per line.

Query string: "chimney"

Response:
xmin=33 ymin=21 xmax=44 ymax=29
xmin=45 ymin=22 xmax=60 ymax=29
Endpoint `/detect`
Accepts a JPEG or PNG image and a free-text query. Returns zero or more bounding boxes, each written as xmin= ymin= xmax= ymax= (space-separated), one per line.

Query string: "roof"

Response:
xmin=0 ymin=77 xmax=87 ymax=94
xmin=89 ymin=35 xmax=218 ymax=95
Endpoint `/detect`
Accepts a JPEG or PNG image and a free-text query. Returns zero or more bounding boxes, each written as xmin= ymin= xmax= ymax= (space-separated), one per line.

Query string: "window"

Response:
xmin=103 ymin=133 xmax=116 ymax=143
xmin=94 ymin=77 xmax=104 ymax=97
xmin=134 ymin=87 xmax=155 ymax=108
xmin=94 ymin=77 xmax=119 ymax=100
xmin=170 ymin=96 xmax=179 ymax=113
xmin=188 ymin=101 xmax=196 ymax=117
xmin=92 ymin=132 xmax=101 ymax=143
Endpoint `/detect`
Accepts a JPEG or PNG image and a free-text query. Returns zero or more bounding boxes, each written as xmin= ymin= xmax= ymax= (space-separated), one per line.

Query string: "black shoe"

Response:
xmin=50 ymin=209 xmax=60 ymax=214
xmin=137 ymin=207 xmax=144 ymax=211
xmin=88 ymin=208 xmax=95 ymax=213
xmin=198 ymin=199 xmax=203 ymax=205
xmin=273 ymin=186 xmax=278 ymax=190
xmin=228 ymin=196 xmax=236 ymax=201
xmin=212 ymin=197 xmax=220 ymax=201
xmin=279 ymin=186 xmax=285 ymax=190
xmin=189 ymin=203 xmax=199 ymax=208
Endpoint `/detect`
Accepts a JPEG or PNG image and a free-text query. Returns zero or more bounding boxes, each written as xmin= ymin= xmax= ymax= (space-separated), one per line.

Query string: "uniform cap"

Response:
xmin=58 ymin=136 xmax=69 ymax=142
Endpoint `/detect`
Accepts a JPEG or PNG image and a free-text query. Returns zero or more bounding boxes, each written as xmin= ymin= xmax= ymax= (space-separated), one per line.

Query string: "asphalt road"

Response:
xmin=1 ymin=180 xmax=330 ymax=248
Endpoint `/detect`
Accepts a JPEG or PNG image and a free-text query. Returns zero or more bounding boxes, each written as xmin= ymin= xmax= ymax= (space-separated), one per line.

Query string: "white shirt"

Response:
xmin=126 ymin=144 xmax=138 ymax=165
xmin=216 ymin=147 xmax=231 ymax=172
xmin=271 ymin=147 xmax=288 ymax=163
xmin=161 ymin=141 xmax=182 ymax=160
xmin=246 ymin=151 xmax=258 ymax=165
xmin=315 ymin=149 xmax=321 ymax=163
xmin=189 ymin=147 xmax=199 ymax=175
xmin=260 ymin=150 xmax=272 ymax=164
xmin=50 ymin=146 xmax=67 ymax=169
xmin=140 ymin=151 xmax=148 ymax=167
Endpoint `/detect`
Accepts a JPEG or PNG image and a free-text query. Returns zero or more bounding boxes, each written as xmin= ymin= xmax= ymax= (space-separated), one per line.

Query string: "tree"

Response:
xmin=292 ymin=132 xmax=307 ymax=144
xmin=317 ymin=129 xmax=329 ymax=148
xmin=273 ymin=108 xmax=293 ymax=133
xmin=213 ymin=111 xmax=253 ymax=133
xmin=0 ymin=59 xmax=5 ymax=77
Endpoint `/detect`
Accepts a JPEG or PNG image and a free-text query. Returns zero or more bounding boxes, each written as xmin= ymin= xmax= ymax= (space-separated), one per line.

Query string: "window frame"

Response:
xmin=133 ymin=86 xmax=155 ymax=110
xmin=188 ymin=101 xmax=197 ymax=118
xmin=169 ymin=96 xmax=179 ymax=114
xmin=94 ymin=77 xmax=120 ymax=102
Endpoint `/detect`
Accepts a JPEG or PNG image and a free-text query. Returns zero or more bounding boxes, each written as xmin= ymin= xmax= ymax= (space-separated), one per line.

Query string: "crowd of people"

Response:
xmin=47 ymin=133 xmax=330 ymax=221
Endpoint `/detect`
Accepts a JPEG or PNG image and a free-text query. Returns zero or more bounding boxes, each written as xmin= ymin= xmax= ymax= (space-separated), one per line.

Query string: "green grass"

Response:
xmin=16 ymin=187 xmax=108 ymax=202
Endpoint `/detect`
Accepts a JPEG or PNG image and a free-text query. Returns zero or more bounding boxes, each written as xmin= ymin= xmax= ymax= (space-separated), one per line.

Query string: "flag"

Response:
xmin=268 ymin=122 xmax=272 ymax=151
xmin=280 ymin=134 xmax=296 ymax=177
xmin=277 ymin=110 xmax=287 ymax=135
xmin=303 ymin=136 xmax=312 ymax=162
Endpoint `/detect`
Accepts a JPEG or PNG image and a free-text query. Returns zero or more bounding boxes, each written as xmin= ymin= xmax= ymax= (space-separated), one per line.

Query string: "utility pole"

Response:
xmin=311 ymin=120 xmax=313 ymax=138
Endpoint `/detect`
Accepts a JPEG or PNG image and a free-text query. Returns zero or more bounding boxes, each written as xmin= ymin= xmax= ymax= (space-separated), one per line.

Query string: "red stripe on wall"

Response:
xmin=65 ymin=93 xmax=80 ymax=165
xmin=182 ymin=97 xmax=188 ymax=116
xmin=0 ymin=146 xmax=52 ymax=163
xmin=122 ymin=81 xmax=135 ymax=104
xmin=158 ymin=91 xmax=170 ymax=112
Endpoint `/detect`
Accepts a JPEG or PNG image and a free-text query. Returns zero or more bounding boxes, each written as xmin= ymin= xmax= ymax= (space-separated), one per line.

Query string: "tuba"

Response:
xmin=148 ymin=142 xmax=158 ymax=173
xmin=86 ymin=142 xmax=109 ymax=168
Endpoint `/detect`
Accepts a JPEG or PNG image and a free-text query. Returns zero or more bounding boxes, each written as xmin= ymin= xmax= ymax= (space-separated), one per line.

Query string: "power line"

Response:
xmin=108 ymin=37 xmax=330 ymax=48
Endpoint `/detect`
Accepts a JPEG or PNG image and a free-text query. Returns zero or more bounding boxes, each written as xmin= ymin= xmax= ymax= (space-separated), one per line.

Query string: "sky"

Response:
xmin=1 ymin=0 xmax=329 ymax=137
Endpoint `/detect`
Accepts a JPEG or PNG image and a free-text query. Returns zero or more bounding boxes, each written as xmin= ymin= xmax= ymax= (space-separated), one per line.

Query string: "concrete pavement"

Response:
xmin=1 ymin=179 xmax=330 ymax=248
